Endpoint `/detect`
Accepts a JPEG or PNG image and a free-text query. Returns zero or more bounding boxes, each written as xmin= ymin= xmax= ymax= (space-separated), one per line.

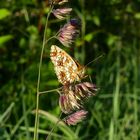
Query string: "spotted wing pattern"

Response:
xmin=50 ymin=45 xmax=85 ymax=85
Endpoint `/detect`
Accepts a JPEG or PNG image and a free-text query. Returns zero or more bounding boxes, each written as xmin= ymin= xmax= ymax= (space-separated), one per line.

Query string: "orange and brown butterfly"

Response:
xmin=50 ymin=45 xmax=85 ymax=85
xmin=50 ymin=45 xmax=97 ymax=114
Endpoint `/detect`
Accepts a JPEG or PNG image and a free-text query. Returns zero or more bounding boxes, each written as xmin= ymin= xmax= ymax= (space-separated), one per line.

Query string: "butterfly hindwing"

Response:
xmin=50 ymin=45 xmax=85 ymax=85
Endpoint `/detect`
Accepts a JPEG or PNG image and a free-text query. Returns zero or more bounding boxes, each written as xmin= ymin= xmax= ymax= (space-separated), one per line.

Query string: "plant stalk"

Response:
xmin=33 ymin=4 xmax=54 ymax=140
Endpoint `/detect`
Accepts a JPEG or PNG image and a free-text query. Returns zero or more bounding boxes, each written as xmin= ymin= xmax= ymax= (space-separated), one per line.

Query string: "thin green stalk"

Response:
xmin=34 ymin=4 xmax=54 ymax=140
xmin=39 ymin=87 xmax=62 ymax=96
xmin=113 ymin=42 xmax=121 ymax=140
xmin=133 ymin=39 xmax=138 ymax=139
xmin=0 ymin=102 xmax=15 ymax=123
xmin=81 ymin=0 xmax=86 ymax=64
xmin=109 ymin=119 xmax=114 ymax=140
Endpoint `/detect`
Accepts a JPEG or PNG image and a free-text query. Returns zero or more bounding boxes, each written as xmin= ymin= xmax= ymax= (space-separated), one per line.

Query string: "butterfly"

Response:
xmin=50 ymin=45 xmax=85 ymax=85
xmin=50 ymin=45 xmax=98 ymax=114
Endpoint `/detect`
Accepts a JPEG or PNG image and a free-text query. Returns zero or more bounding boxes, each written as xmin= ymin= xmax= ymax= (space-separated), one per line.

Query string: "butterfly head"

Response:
xmin=77 ymin=66 xmax=85 ymax=81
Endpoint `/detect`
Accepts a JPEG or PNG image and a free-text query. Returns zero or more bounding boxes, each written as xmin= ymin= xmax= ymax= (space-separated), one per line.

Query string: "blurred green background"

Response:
xmin=0 ymin=0 xmax=140 ymax=140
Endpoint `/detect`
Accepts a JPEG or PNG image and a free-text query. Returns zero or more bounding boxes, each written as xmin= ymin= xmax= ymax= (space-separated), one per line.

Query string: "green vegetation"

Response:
xmin=0 ymin=0 xmax=140 ymax=140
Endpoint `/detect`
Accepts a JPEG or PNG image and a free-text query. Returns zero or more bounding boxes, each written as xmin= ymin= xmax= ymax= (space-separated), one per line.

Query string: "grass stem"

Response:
xmin=33 ymin=4 xmax=54 ymax=140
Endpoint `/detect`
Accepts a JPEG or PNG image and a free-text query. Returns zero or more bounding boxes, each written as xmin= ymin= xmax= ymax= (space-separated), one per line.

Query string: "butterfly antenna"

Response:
xmin=46 ymin=112 xmax=63 ymax=140
xmin=85 ymin=53 xmax=105 ymax=67
xmin=88 ymin=75 xmax=93 ymax=83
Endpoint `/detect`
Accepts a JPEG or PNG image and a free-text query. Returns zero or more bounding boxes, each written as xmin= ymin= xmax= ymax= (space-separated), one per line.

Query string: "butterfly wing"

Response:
xmin=50 ymin=45 xmax=83 ymax=85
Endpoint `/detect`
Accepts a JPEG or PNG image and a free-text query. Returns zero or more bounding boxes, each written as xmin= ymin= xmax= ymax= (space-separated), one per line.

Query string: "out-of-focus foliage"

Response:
xmin=0 ymin=0 xmax=140 ymax=140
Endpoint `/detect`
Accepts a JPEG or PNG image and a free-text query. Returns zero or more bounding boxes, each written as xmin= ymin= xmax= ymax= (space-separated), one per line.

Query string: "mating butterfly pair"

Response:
xmin=50 ymin=45 xmax=97 ymax=115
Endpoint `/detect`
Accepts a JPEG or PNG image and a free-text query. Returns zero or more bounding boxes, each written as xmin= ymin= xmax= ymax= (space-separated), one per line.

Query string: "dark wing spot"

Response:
xmin=50 ymin=52 xmax=57 ymax=57
xmin=57 ymin=60 xmax=63 ymax=66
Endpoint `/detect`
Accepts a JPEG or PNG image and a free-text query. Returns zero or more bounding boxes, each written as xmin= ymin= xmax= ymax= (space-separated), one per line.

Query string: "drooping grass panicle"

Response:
xmin=52 ymin=8 xmax=72 ymax=20
xmin=49 ymin=0 xmax=68 ymax=5
xmin=59 ymin=82 xmax=97 ymax=114
xmin=63 ymin=110 xmax=88 ymax=125
xmin=59 ymin=91 xmax=82 ymax=114
xmin=57 ymin=18 xmax=81 ymax=47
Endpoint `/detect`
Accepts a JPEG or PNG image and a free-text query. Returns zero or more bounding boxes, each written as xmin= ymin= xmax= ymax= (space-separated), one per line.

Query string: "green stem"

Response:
xmin=33 ymin=4 xmax=54 ymax=140
xmin=39 ymin=87 xmax=62 ymax=95
xmin=113 ymin=42 xmax=121 ymax=140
